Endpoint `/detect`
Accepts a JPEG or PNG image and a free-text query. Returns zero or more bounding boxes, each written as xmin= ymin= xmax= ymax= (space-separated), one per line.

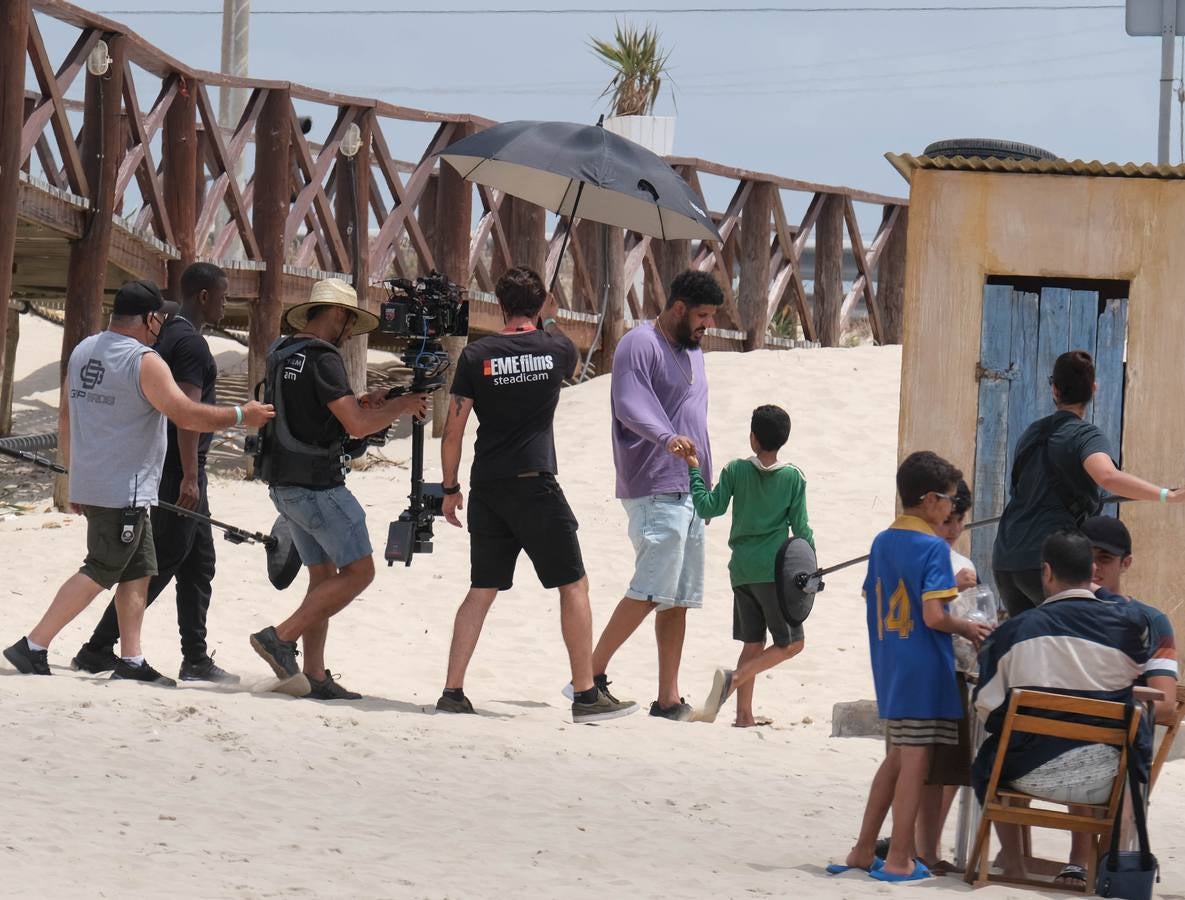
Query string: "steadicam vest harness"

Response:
xmin=254 ymin=337 xmax=350 ymax=487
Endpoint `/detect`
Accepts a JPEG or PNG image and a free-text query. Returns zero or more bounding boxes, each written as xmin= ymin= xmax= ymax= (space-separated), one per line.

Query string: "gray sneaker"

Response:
xmin=700 ymin=667 xmax=735 ymax=723
xmin=573 ymin=690 xmax=639 ymax=724
xmin=249 ymin=626 xmax=300 ymax=679
xmin=436 ymin=692 xmax=476 ymax=714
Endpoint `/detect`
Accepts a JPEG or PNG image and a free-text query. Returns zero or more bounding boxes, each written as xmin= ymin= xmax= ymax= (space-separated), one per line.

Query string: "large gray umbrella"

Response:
xmin=439 ymin=119 xmax=721 ymax=250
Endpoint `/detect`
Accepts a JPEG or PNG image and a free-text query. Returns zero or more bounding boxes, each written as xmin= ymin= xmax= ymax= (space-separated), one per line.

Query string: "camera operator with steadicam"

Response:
xmin=248 ymin=279 xmax=429 ymax=700
xmin=435 ymin=266 xmax=638 ymax=723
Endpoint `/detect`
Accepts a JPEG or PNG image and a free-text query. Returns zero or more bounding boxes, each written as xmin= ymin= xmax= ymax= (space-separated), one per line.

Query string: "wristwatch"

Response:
xmin=442 ymin=483 xmax=462 ymax=495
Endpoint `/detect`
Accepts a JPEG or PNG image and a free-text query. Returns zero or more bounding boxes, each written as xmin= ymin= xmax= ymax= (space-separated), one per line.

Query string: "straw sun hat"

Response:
xmin=284 ymin=278 xmax=380 ymax=335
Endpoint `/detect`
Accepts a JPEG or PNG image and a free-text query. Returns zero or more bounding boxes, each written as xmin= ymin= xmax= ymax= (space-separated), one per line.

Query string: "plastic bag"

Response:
xmin=950 ymin=585 xmax=997 ymax=674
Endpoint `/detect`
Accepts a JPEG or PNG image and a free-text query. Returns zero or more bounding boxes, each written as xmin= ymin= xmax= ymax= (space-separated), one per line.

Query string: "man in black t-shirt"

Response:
xmin=435 ymin=266 xmax=637 ymax=724
xmin=993 ymin=350 xmax=1185 ymax=616
xmin=248 ymin=279 xmax=428 ymax=700
xmin=72 ymin=263 xmax=239 ymax=683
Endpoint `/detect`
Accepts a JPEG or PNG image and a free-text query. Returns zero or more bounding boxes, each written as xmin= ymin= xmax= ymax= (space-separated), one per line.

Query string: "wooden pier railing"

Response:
xmin=0 ymin=0 xmax=908 ymax=438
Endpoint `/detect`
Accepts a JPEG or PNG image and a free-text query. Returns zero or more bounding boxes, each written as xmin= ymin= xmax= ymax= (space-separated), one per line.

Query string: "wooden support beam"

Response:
xmin=651 ymin=238 xmax=689 ymax=305
xmin=496 ymin=195 xmax=547 ymax=279
xmin=58 ymin=34 xmax=126 ymax=506
xmin=0 ymin=306 xmax=17 ymax=437
xmin=877 ymin=206 xmax=907 ymax=345
xmin=118 ymin=63 xmax=175 ymax=246
xmin=576 ymin=220 xmax=606 ymax=315
xmin=432 ymin=122 xmax=472 ymax=438
xmin=162 ymin=67 xmax=197 ymax=301
xmin=813 ymin=194 xmax=845 ymax=347
xmin=194 ymin=82 xmax=261 ymax=260
xmin=248 ymin=88 xmax=291 ymax=416
xmin=840 ymin=200 xmax=900 ymax=342
xmin=0 ymin=0 xmax=30 ymax=439
xmin=23 ymin=17 xmax=93 ymax=196
xmin=336 ymin=110 xmax=373 ymax=393
xmin=600 ymin=227 xmax=626 ymax=372
xmin=738 ymin=181 xmax=774 ymax=350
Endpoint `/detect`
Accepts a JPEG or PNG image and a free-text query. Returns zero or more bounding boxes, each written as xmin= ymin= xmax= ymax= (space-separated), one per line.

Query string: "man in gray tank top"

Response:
xmin=3 ymin=281 xmax=275 ymax=684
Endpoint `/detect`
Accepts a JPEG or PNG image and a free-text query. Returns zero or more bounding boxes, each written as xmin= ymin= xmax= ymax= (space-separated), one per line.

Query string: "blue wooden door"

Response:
xmin=969 ymin=286 xmax=1128 ymax=589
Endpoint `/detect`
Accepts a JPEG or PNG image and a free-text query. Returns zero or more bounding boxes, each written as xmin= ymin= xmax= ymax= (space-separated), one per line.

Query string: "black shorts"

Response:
xmin=993 ymin=568 xmax=1044 ymax=619
xmin=733 ymin=582 xmax=804 ymax=648
xmin=467 ymin=473 xmax=585 ymax=591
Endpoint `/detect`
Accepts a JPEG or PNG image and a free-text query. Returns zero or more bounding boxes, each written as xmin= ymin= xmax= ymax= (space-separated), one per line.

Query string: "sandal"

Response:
xmin=1054 ymin=864 xmax=1087 ymax=885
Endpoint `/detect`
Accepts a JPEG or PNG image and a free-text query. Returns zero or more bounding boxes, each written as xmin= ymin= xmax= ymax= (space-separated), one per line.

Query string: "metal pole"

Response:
xmin=220 ymin=0 xmax=250 ymax=131
xmin=1159 ymin=0 xmax=1176 ymax=164
xmin=219 ymin=0 xmax=249 ymax=253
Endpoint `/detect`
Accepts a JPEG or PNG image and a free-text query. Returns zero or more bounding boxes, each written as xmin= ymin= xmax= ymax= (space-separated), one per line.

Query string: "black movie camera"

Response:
xmin=381 ymin=272 xmax=469 ymax=567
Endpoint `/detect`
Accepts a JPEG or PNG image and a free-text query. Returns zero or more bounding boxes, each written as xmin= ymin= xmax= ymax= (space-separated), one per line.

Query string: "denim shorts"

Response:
xmin=269 ymin=484 xmax=372 ymax=569
xmin=621 ymin=492 xmax=704 ymax=610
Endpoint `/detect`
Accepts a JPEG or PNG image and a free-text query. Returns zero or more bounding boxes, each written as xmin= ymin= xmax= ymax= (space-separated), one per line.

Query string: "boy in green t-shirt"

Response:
xmin=681 ymin=405 xmax=814 ymax=726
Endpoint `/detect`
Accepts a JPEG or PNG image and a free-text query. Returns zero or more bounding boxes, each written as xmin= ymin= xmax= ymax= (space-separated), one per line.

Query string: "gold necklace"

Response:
xmin=656 ymin=320 xmax=694 ymax=385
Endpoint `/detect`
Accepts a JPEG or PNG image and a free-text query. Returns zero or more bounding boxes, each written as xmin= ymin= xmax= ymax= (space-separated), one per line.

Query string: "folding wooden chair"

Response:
xmin=965 ymin=689 xmax=1142 ymax=893
xmin=1148 ymin=682 xmax=1185 ymax=793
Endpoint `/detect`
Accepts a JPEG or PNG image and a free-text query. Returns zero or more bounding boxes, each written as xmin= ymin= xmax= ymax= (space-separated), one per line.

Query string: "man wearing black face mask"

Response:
xmin=248 ymin=279 xmax=429 ymax=700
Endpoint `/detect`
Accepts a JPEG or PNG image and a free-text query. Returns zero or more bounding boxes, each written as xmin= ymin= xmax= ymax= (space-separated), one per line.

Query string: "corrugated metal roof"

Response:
xmin=886 ymin=152 xmax=1185 ymax=183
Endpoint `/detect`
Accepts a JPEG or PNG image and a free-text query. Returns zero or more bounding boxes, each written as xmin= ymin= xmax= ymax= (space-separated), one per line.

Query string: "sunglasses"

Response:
xmin=927 ymin=491 xmax=957 ymax=504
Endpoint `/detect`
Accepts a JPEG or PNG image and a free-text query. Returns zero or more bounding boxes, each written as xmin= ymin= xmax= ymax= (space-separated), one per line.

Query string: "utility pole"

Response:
xmin=1159 ymin=0 xmax=1176 ymax=164
xmin=1127 ymin=0 xmax=1182 ymax=164
xmin=217 ymin=0 xmax=249 ymax=253
xmin=220 ymin=0 xmax=249 ymax=150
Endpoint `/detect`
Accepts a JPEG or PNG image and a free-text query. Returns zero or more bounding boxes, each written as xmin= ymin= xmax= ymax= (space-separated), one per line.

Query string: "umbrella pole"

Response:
xmin=547 ymin=179 xmax=587 ymax=297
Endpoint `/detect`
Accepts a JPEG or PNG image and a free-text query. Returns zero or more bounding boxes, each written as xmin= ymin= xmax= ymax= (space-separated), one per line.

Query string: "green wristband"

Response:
xmin=234 ymin=405 xmax=243 ymax=427
xmin=542 ymin=317 xmax=557 ymax=328
xmin=1160 ymin=487 xmax=1169 ymax=503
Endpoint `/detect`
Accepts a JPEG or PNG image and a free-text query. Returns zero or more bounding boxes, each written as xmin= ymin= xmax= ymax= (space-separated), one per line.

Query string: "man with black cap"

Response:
xmin=3 ymin=280 xmax=274 ymax=684
xmin=1083 ymin=515 xmax=1179 ymax=724
xmin=72 ymin=263 xmax=239 ymax=683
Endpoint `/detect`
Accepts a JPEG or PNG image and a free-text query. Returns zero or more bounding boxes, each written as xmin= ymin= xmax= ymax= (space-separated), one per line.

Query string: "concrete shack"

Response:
xmin=886 ymin=152 xmax=1185 ymax=639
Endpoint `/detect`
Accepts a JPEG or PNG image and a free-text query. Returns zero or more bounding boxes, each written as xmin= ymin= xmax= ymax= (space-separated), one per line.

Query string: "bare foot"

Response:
xmin=844 ymin=847 xmax=877 ymax=870
xmin=733 ymin=715 xmax=773 ymax=727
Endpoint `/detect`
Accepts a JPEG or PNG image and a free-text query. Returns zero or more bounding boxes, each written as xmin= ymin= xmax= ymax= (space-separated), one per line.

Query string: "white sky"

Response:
xmin=38 ymin=2 xmax=1176 ymax=216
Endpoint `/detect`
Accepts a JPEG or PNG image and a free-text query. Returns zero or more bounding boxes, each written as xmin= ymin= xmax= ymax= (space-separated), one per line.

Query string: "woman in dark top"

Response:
xmin=992 ymin=350 xmax=1184 ymax=617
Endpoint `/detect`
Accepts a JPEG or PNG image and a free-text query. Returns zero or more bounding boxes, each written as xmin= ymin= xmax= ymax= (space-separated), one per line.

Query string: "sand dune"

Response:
xmin=2 ymin=315 xmax=1181 ymax=898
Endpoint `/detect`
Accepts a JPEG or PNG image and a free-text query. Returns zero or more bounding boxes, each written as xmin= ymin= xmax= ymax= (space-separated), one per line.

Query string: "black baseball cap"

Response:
xmin=1081 ymin=516 xmax=1132 ymax=557
xmin=112 ymin=280 xmax=179 ymax=317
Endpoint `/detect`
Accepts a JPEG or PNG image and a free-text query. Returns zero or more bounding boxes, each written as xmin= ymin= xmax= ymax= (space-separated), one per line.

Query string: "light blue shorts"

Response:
xmin=269 ymin=484 xmax=373 ymax=569
xmin=621 ymin=492 xmax=704 ymax=611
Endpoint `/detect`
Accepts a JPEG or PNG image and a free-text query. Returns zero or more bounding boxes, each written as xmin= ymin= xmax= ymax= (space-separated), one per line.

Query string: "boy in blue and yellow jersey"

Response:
xmin=833 ymin=451 xmax=993 ymax=883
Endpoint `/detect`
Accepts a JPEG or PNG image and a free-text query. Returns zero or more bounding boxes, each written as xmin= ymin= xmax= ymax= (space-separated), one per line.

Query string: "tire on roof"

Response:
xmin=922 ymin=138 xmax=1057 ymax=162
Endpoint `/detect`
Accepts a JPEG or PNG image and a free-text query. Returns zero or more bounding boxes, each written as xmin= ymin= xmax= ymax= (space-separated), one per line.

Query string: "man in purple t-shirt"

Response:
xmin=583 ymin=270 xmax=723 ymax=720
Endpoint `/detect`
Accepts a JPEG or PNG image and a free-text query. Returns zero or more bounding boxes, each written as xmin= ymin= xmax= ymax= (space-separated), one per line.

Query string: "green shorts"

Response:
xmin=79 ymin=505 xmax=157 ymax=590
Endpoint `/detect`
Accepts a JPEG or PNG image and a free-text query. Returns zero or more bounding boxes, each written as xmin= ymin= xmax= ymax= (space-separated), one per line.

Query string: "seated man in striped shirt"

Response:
xmin=971 ymin=529 xmax=1155 ymax=887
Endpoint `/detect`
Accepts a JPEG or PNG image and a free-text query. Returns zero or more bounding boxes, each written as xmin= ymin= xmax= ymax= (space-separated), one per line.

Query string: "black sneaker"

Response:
xmin=179 ymin=654 xmax=241 ymax=684
xmin=436 ymin=692 xmax=476 ymax=714
xmin=249 ymin=626 xmax=300 ymax=679
xmin=4 ymin=638 xmax=51 ymax=675
xmin=648 ymin=698 xmax=693 ymax=721
xmin=71 ymin=644 xmax=119 ymax=674
xmin=110 ymin=659 xmax=177 ymax=687
xmin=306 ymin=670 xmax=361 ymax=701
xmin=562 ymin=673 xmax=620 ymax=702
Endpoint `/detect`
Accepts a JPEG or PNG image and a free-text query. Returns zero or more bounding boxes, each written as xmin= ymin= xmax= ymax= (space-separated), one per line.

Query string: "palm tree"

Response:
xmin=589 ymin=22 xmax=672 ymax=118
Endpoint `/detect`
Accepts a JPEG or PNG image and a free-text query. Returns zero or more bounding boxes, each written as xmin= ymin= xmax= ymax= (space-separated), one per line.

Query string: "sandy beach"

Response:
xmin=2 ymin=315 xmax=1182 ymax=899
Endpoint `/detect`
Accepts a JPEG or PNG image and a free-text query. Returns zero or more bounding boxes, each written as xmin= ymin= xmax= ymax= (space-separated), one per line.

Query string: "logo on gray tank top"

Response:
xmin=80 ymin=358 xmax=105 ymax=389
